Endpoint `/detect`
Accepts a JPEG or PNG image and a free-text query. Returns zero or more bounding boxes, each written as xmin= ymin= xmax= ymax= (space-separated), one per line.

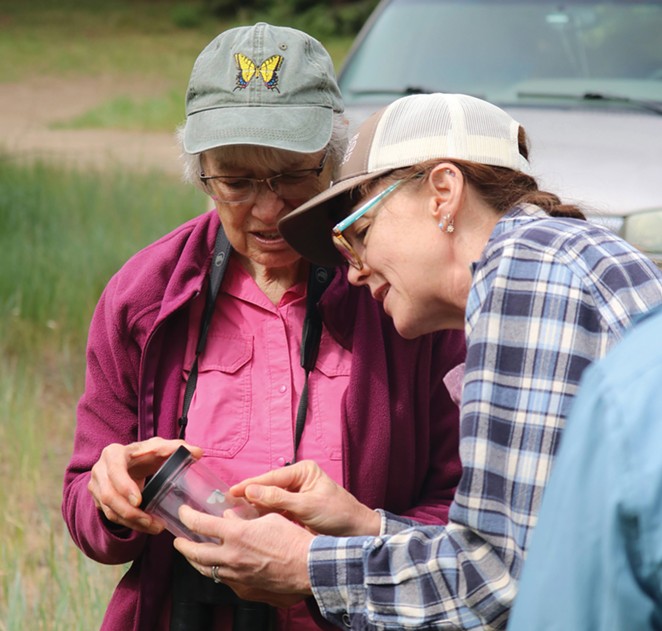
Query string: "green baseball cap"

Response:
xmin=183 ymin=22 xmax=344 ymax=155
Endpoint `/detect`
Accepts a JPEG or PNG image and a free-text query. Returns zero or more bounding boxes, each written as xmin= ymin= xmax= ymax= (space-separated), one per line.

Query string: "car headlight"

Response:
xmin=622 ymin=208 xmax=662 ymax=267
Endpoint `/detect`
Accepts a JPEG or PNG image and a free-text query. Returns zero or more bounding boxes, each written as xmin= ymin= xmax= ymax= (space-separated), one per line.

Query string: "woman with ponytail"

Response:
xmin=173 ymin=94 xmax=662 ymax=630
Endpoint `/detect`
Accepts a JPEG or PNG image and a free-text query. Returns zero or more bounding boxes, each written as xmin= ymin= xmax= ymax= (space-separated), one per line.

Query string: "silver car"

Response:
xmin=338 ymin=0 xmax=662 ymax=264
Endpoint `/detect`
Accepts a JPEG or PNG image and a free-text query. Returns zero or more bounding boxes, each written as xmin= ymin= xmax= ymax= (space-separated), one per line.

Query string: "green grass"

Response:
xmin=50 ymin=88 xmax=186 ymax=133
xmin=0 ymin=0 xmax=354 ymax=133
xmin=0 ymin=156 xmax=206 ymax=629
xmin=0 ymin=1 xmax=231 ymax=134
xmin=0 ymin=158 xmax=206 ymax=344
xmin=0 ymin=1 xmax=225 ymax=81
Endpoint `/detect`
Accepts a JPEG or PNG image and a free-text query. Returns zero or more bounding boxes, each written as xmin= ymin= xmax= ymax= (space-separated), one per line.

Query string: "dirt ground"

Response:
xmin=0 ymin=75 xmax=183 ymax=175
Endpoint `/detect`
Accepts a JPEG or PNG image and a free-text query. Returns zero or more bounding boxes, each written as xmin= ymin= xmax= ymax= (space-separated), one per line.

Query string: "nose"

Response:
xmin=251 ymin=183 xmax=286 ymax=221
xmin=346 ymin=261 xmax=371 ymax=286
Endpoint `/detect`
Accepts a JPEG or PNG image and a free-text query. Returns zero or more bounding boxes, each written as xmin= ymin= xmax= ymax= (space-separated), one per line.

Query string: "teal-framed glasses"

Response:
xmin=332 ymin=179 xmax=404 ymax=270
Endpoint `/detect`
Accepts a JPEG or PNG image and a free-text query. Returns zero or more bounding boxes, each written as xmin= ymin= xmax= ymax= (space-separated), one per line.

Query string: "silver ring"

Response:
xmin=211 ymin=565 xmax=222 ymax=584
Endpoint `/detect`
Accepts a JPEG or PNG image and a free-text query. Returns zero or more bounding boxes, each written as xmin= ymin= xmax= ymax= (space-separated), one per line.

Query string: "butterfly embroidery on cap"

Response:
xmin=233 ymin=53 xmax=284 ymax=92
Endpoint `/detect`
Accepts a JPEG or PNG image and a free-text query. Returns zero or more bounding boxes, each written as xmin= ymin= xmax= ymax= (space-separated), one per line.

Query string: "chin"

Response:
xmin=252 ymin=248 xmax=301 ymax=269
xmin=392 ymin=317 xmax=425 ymax=340
xmin=393 ymin=308 xmax=445 ymax=339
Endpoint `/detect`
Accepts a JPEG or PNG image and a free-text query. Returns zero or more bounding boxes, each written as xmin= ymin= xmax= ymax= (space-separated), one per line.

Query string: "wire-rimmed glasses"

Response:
xmin=200 ymin=152 xmax=328 ymax=204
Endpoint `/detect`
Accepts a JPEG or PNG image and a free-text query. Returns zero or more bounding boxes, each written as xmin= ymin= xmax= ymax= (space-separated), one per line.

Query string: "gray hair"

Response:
xmin=176 ymin=112 xmax=349 ymax=192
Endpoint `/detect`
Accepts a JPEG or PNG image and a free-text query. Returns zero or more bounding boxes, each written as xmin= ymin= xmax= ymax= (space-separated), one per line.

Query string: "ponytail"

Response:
xmin=382 ymin=126 xmax=586 ymax=220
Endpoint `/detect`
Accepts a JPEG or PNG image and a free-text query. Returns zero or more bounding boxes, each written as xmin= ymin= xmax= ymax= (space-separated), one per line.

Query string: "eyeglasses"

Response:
xmin=332 ymin=179 xmax=405 ymax=270
xmin=200 ymin=152 xmax=328 ymax=205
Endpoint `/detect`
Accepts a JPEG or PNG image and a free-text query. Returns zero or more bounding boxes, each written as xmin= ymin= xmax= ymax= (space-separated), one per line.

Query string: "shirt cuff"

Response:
xmin=308 ymin=534 xmax=373 ymax=627
xmin=378 ymin=509 xmax=420 ymax=535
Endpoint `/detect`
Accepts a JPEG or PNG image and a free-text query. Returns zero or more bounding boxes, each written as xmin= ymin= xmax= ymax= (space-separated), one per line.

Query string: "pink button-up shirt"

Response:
xmin=179 ymin=259 xmax=351 ymax=630
xmin=182 ymin=257 xmax=350 ymax=489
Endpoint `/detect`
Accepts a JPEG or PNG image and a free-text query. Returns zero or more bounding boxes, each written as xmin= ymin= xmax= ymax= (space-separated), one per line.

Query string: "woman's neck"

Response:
xmin=239 ymin=256 xmax=309 ymax=304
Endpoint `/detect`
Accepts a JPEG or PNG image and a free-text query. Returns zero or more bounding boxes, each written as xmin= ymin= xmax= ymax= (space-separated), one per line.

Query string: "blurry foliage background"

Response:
xmin=0 ymin=0 xmax=377 ymax=82
xmin=0 ymin=0 xmax=373 ymax=133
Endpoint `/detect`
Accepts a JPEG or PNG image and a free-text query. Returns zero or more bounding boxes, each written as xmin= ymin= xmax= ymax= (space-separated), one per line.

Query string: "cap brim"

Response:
xmin=278 ymin=168 xmax=391 ymax=267
xmin=184 ymin=105 xmax=334 ymax=154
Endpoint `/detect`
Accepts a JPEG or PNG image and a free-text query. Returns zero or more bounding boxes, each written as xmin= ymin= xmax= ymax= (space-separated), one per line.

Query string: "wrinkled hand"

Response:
xmin=88 ymin=437 xmax=202 ymax=535
xmin=174 ymin=507 xmax=313 ymax=601
xmin=231 ymin=460 xmax=381 ymax=537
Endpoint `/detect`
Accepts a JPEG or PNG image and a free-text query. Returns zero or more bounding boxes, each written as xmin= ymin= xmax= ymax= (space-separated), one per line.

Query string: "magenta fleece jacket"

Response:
xmin=62 ymin=210 xmax=465 ymax=631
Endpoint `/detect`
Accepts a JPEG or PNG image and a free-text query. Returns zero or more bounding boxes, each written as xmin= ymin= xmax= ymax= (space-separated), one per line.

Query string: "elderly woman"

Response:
xmin=173 ymin=93 xmax=662 ymax=630
xmin=61 ymin=28 xmax=465 ymax=631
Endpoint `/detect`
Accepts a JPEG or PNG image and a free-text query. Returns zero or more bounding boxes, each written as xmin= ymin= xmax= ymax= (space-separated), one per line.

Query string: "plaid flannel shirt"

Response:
xmin=308 ymin=204 xmax=662 ymax=630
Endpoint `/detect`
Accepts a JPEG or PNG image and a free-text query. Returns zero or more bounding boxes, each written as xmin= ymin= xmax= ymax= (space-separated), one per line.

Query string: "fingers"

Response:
xmin=229 ymin=461 xmax=350 ymax=533
xmin=125 ymin=436 xmax=203 ymax=461
xmin=88 ymin=444 xmax=148 ymax=529
xmin=124 ymin=437 xmax=203 ymax=478
xmin=242 ymin=484 xmax=295 ymax=511
xmin=88 ymin=438 xmax=203 ymax=535
xmin=174 ymin=537 xmax=221 ymax=569
xmin=230 ymin=460 xmax=321 ymax=498
xmin=229 ymin=464 xmax=301 ymax=497
xmin=88 ymin=470 xmax=162 ymax=534
xmin=90 ymin=492 xmax=162 ymax=534
xmin=178 ymin=504 xmax=228 ymax=542
xmin=173 ymin=511 xmax=314 ymax=596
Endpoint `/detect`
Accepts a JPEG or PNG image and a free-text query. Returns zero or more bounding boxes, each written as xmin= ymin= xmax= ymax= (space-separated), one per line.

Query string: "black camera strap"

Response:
xmin=288 ymin=265 xmax=333 ymax=464
xmin=177 ymin=225 xmax=232 ymax=439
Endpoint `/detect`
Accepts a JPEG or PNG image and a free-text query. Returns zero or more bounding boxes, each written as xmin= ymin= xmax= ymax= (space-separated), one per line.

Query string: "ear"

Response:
xmin=427 ymin=162 xmax=462 ymax=224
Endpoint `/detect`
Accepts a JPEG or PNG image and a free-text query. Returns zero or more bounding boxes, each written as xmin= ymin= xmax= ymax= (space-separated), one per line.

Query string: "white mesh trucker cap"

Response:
xmin=279 ymin=92 xmax=530 ymax=266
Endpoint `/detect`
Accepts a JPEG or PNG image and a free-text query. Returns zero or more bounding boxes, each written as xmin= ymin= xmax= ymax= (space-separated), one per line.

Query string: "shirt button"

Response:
xmin=279 ymin=384 xmax=287 ymax=393
xmin=276 ymin=457 xmax=286 ymax=466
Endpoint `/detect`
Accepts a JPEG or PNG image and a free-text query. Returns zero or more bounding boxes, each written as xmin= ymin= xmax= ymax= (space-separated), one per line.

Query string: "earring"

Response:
xmin=438 ymin=213 xmax=455 ymax=233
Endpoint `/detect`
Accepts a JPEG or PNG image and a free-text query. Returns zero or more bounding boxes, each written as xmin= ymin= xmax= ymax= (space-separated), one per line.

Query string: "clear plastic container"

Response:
xmin=140 ymin=445 xmax=258 ymax=542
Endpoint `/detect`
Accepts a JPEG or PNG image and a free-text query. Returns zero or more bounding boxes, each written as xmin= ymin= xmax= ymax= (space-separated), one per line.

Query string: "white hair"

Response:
xmin=176 ymin=112 xmax=349 ymax=192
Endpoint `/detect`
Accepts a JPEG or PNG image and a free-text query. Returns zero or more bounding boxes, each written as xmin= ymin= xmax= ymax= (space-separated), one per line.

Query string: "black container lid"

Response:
xmin=139 ymin=445 xmax=192 ymax=510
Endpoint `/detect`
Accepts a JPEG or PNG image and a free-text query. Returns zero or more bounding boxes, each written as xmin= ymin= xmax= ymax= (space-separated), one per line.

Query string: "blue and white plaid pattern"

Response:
xmin=309 ymin=205 xmax=662 ymax=630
